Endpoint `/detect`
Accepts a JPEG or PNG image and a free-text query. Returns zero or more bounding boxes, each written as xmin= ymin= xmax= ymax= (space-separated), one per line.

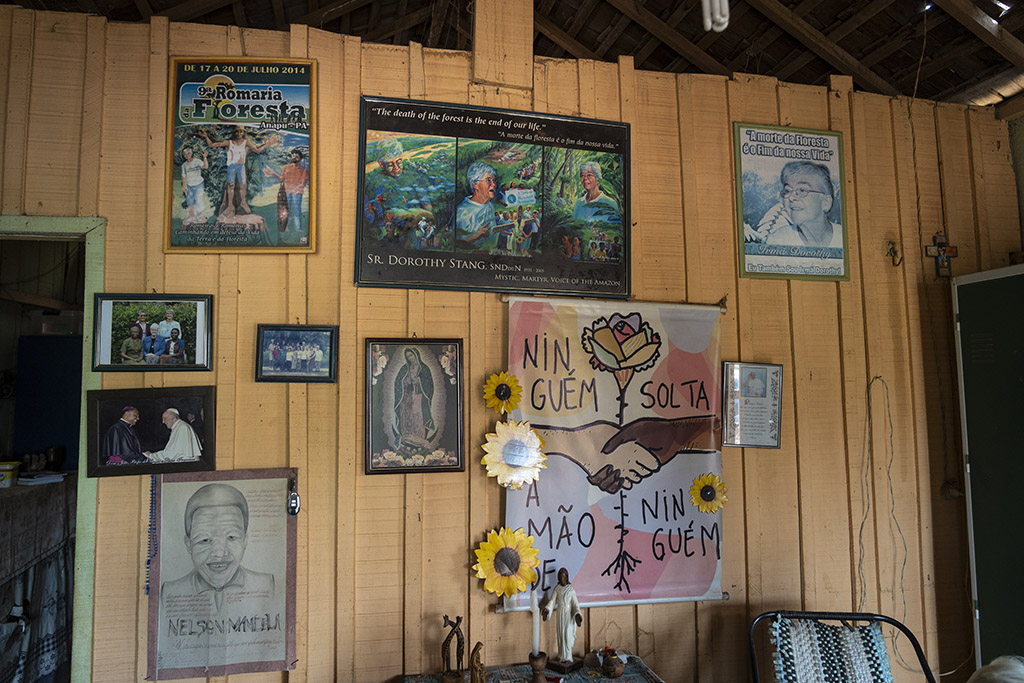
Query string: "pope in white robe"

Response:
xmin=147 ymin=408 xmax=202 ymax=463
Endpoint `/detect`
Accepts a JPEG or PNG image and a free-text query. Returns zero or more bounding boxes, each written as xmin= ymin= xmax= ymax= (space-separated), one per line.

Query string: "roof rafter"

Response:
xmin=932 ymin=0 xmax=1024 ymax=71
xmin=293 ymin=0 xmax=374 ymax=28
xmin=744 ymin=0 xmax=900 ymax=95
xmin=774 ymin=0 xmax=894 ymax=81
xmin=158 ymin=0 xmax=232 ymax=21
xmin=535 ymin=12 xmax=601 ymax=60
xmin=603 ymin=0 xmax=730 ymax=75
xmin=365 ymin=5 xmax=430 ymax=43
xmin=726 ymin=0 xmax=824 ymax=73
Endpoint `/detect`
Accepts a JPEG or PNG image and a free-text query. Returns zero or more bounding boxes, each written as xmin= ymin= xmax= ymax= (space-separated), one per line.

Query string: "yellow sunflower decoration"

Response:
xmin=689 ymin=473 xmax=728 ymax=514
xmin=472 ymin=527 xmax=541 ymax=598
xmin=483 ymin=371 xmax=522 ymax=415
xmin=481 ymin=419 xmax=546 ymax=490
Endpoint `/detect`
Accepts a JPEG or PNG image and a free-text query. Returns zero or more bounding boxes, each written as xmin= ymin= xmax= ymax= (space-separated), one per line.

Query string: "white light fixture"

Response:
xmin=702 ymin=0 xmax=730 ymax=32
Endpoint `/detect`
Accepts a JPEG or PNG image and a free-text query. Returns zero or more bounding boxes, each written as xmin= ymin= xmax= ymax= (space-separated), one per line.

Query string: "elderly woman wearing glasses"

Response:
xmin=745 ymin=161 xmax=842 ymax=248
xmin=572 ymin=161 xmax=621 ymax=223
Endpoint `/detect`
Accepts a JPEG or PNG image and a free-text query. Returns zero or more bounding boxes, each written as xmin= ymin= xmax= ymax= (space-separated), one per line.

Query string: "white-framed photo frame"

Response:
xmin=722 ymin=361 xmax=783 ymax=448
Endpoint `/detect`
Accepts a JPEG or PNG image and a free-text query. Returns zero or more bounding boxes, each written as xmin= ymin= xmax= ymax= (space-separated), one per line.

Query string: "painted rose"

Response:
xmin=581 ymin=312 xmax=661 ymax=377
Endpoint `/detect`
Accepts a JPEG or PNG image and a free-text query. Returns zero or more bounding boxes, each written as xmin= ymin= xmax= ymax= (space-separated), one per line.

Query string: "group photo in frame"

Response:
xmin=255 ymin=324 xmax=338 ymax=383
xmin=722 ymin=361 xmax=783 ymax=449
xmin=147 ymin=468 xmax=297 ymax=679
xmin=365 ymin=338 xmax=463 ymax=474
xmin=356 ymin=96 xmax=630 ymax=297
xmin=86 ymin=385 xmax=215 ymax=477
xmin=734 ymin=123 xmax=849 ymax=281
xmin=92 ymin=293 xmax=212 ymax=371
xmin=165 ymin=57 xmax=316 ymax=253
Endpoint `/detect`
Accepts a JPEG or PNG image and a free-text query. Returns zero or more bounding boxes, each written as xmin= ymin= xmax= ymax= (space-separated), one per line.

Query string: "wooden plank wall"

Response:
xmin=0 ymin=4 xmax=1021 ymax=681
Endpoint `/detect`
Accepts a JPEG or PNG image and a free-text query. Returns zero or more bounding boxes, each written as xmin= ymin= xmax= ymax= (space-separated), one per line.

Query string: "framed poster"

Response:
xmin=735 ymin=123 xmax=849 ymax=281
xmin=255 ymin=324 xmax=338 ymax=383
xmin=504 ymin=298 xmax=726 ymax=608
xmin=85 ymin=385 xmax=214 ymax=477
xmin=147 ymin=468 xmax=297 ymax=679
xmin=365 ymin=338 xmax=463 ymax=474
xmin=165 ymin=57 xmax=315 ymax=253
xmin=722 ymin=361 xmax=782 ymax=448
xmin=356 ymin=96 xmax=630 ymax=297
xmin=92 ymin=293 xmax=212 ymax=371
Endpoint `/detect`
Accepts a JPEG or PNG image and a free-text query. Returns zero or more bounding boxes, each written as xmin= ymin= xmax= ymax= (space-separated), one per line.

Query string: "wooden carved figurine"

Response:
xmin=441 ymin=614 xmax=465 ymax=680
xmin=470 ymin=641 xmax=486 ymax=683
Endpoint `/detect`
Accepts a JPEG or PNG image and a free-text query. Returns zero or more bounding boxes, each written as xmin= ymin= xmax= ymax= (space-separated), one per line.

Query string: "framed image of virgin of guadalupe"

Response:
xmin=365 ymin=338 xmax=463 ymax=474
xmin=165 ymin=57 xmax=315 ymax=253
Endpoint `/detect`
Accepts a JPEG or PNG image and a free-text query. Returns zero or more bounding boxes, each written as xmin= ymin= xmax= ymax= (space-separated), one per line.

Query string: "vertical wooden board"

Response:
xmin=851 ymin=94 xmax=927 ymax=672
xmin=934 ymin=103 xmax=979 ymax=273
xmin=234 ymin=26 xmax=289 ymax=55
xmin=98 ymin=23 xmax=151 ymax=289
xmin=354 ymin=477 xmax=407 ymax=681
xmin=632 ymin=71 xmax=684 ymax=302
xmin=302 ymin=25 xmax=344 ymax=682
xmin=541 ymin=59 xmax=580 ymax=116
xmin=147 ymin=18 xmax=169 ymax=294
xmin=423 ymin=49 xmax=471 ymax=102
xmin=78 ymin=16 xmax=107 ymax=217
xmin=728 ymin=74 xmax=802 ymax=622
xmin=594 ymin=62 xmax=621 ymax=122
xmin=0 ymin=5 xmax=14 ymax=195
xmin=336 ymin=33 xmax=362 ymax=682
xmin=892 ymin=97 xmax=963 ymax=668
xmin=679 ymin=72 xmax=745 ymax=683
xmin=778 ymin=82 xmax=853 ymax=613
xmin=168 ymin=21 xmax=233 ymax=53
xmin=972 ymin=109 xmax=1020 ymax=267
xmin=2 ymin=9 xmax=34 ymax=214
xmin=24 ymin=11 xmax=87 ymax=215
xmin=361 ymin=43 xmax=411 ymax=97
xmin=472 ymin=0 xmax=532 ymax=90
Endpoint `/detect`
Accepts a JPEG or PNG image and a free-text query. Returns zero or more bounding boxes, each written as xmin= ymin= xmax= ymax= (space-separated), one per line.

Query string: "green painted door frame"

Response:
xmin=0 ymin=215 xmax=104 ymax=682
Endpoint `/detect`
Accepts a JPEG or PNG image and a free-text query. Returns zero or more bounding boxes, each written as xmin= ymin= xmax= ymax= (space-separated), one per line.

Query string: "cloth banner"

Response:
xmin=505 ymin=297 xmax=724 ymax=607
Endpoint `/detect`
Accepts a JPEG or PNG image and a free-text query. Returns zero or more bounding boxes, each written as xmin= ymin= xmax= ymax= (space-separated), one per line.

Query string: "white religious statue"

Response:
xmin=541 ymin=568 xmax=583 ymax=663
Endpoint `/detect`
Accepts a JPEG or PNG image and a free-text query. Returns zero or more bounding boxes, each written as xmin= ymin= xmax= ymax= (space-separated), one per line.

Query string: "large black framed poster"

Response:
xmin=356 ymin=96 xmax=630 ymax=298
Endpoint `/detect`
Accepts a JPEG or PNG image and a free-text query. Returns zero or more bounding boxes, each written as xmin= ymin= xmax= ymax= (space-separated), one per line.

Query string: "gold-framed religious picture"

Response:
xmin=165 ymin=57 xmax=315 ymax=253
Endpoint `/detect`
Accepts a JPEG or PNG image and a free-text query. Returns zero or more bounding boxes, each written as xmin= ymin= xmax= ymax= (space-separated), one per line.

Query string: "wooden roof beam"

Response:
xmin=535 ymin=12 xmax=601 ymax=60
xmin=633 ymin=2 xmax=691 ymax=65
xmin=293 ymin=0 xmax=374 ymax=28
xmin=392 ymin=0 xmax=407 ymax=44
xmin=933 ymin=0 xmax=1024 ymax=72
xmin=595 ymin=13 xmax=632 ymax=58
xmin=726 ymin=0 xmax=824 ymax=73
xmin=428 ymin=0 xmax=448 ymax=46
xmin=745 ymin=0 xmax=900 ymax=94
xmin=271 ymin=0 xmax=285 ymax=28
xmin=133 ymin=0 xmax=153 ymax=20
xmin=365 ymin=5 xmax=430 ymax=43
xmin=158 ymin=0 xmax=232 ymax=21
xmin=231 ymin=0 xmax=247 ymax=27
xmin=604 ymin=0 xmax=730 ymax=75
xmin=860 ymin=14 xmax=949 ymax=68
xmin=775 ymin=0 xmax=895 ymax=81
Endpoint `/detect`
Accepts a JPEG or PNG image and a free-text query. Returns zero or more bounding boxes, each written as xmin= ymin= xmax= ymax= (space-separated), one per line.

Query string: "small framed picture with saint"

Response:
xmin=92 ymin=293 xmax=213 ymax=371
xmin=255 ymin=324 xmax=338 ymax=383
xmin=365 ymin=338 xmax=463 ymax=474
xmin=722 ymin=362 xmax=783 ymax=449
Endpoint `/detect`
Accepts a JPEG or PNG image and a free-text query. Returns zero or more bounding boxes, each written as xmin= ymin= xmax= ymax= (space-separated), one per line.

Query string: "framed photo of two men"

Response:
xmin=85 ymin=385 xmax=215 ymax=478
xmin=165 ymin=57 xmax=315 ymax=253
xmin=355 ymin=96 xmax=630 ymax=297
xmin=735 ymin=123 xmax=849 ymax=281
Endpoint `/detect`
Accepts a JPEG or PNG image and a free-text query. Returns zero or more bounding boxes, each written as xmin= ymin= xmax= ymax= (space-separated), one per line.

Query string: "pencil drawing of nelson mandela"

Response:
xmin=157 ymin=482 xmax=286 ymax=672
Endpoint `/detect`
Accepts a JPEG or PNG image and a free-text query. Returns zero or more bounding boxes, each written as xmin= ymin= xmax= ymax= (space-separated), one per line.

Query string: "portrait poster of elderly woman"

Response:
xmin=734 ymin=123 xmax=849 ymax=281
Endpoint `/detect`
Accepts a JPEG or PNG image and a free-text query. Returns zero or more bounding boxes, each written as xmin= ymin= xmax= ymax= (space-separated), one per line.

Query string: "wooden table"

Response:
xmin=403 ymin=656 xmax=665 ymax=682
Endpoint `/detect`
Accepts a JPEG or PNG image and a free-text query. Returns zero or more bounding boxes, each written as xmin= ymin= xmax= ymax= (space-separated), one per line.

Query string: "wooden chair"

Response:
xmin=748 ymin=611 xmax=936 ymax=683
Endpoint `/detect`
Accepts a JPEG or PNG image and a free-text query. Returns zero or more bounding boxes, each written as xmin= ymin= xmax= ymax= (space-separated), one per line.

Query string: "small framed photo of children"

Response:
xmin=166 ymin=57 xmax=315 ymax=253
xmin=86 ymin=385 xmax=215 ymax=478
xmin=255 ymin=324 xmax=338 ymax=383
xmin=365 ymin=339 xmax=463 ymax=474
xmin=734 ymin=123 xmax=848 ymax=281
xmin=92 ymin=294 xmax=212 ymax=371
